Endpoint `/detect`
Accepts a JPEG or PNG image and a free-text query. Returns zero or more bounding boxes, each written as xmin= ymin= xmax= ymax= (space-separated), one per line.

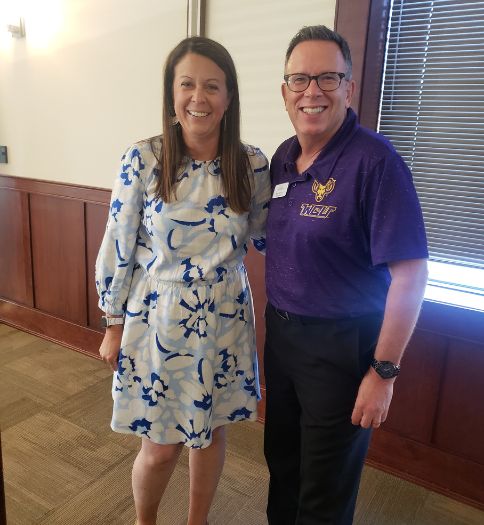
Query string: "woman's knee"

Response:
xmin=140 ymin=439 xmax=182 ymax=468
xmin=211 ymin=426 xmax=226 ymax=445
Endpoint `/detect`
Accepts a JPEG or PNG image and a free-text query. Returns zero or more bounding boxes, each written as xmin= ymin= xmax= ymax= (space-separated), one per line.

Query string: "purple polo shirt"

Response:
xmin=265 ymin=108 xmax=428 ymax=318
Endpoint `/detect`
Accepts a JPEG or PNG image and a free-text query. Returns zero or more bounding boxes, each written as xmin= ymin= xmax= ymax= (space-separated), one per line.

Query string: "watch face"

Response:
xmin=373 ymin=359 xmax=400 ymax=379
xmin=380 ymin=363 xmax=397 ymax=377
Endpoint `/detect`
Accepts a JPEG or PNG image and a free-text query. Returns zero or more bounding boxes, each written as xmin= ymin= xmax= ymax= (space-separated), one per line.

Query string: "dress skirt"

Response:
xmin=111 ymin=263 xmax=260 ymax=449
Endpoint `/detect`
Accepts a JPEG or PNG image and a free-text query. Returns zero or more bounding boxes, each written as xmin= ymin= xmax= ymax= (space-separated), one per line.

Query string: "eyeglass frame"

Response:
xmin=283 ymin=72 xmax=347 ymax=93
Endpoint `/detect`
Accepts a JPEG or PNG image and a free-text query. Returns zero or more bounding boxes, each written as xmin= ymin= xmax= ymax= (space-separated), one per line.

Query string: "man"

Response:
xmin=264 ymin=25 xmax=428 ymax=525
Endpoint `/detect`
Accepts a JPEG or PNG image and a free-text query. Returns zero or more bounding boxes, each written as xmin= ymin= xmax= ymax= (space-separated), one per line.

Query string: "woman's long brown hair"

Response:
xmin=151 ymin=37 xmax=251 ymax=214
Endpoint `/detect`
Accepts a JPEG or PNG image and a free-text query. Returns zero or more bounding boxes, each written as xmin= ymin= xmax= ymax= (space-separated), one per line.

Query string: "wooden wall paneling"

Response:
xmin=358 ymin=0 xmax=392 ymax=130
xmin=335 ymin=0 xmax=391 ymax=129
xmin=367 ymin=429 xmax=484 ymax=510
xmin=30 ymin=194 xmax=88 ymax=325
xmin=382 ymin=329 xmax=447 ymax=443
xmin=334 ymin=0 xmax=371 ymax=117
xmin=244 ymin=245 xmax=267 ymax=420
xmin=0 ymin=433 xmax=5 ymax=525
xmin=86 ymin=202 xmax=109 ymax=331
xmin=433 ymin=338 xmax=484 ymax=465
xmin=0 ymin=188 xmax=33 ymax=307
xmin=0 ymin=299 xmax=103 ymax=357
xmin=1 ymin=175 xmax=110 ymax=204
xmin=419 ymin=300 xmax=484 ymax=345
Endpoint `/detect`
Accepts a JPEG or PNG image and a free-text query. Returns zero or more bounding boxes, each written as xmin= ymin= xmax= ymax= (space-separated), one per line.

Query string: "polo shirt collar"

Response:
xmin=283 ymin=108 xmax=360 ymax=184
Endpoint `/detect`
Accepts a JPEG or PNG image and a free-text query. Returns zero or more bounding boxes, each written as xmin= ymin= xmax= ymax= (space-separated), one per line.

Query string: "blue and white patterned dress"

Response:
xmin=95 ymin=138 xmax=271 ymax=448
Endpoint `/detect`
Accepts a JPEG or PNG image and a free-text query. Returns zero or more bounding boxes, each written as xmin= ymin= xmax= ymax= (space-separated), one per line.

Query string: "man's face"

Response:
xmin=282 ymin=40 xmax=355 ymax=147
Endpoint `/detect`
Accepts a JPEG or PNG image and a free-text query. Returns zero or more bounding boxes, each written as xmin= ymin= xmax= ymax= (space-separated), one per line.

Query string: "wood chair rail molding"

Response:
xmin=0 ymin=174 xmax=109 ymax=356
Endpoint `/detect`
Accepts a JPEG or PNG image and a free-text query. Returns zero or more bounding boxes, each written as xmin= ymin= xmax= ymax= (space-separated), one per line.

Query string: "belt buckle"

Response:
xmin=275 ymin=307 xmax=290 ymax=321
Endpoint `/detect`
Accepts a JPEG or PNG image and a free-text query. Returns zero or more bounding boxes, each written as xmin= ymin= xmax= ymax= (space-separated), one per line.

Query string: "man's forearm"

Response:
xmin=373 ymin=258 xmax=428 ymax=364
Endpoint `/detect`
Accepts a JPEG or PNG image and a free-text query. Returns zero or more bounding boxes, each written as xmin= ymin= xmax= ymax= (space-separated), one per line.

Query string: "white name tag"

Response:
xmin=272 ymin=182 xmax=289 ymax=198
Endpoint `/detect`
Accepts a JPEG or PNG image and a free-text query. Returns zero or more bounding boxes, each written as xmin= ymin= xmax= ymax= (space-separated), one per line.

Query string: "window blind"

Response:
xmin=378 ymin=0 xmax=484 ymax=269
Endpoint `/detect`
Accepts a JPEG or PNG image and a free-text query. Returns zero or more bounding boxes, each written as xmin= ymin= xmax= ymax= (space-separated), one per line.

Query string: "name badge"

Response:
xmin=272 ymin=182 xmax=289 ymax=198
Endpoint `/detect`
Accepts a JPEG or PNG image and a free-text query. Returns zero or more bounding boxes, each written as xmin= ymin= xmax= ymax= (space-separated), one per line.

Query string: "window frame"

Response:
xmin=335 ymin=0 xmax=484 ymax=312
xmin=334 ymin=0 xmax=391 ymax=130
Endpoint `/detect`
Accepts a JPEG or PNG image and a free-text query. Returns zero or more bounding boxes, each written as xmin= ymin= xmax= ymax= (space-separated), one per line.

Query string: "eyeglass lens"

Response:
xmin=286 ymin=73 xmax=342 ymax=92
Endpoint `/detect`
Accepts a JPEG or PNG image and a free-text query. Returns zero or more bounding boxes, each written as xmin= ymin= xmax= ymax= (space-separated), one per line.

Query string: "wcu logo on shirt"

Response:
xmin=300 ymin=177 xmax=337 ymax=219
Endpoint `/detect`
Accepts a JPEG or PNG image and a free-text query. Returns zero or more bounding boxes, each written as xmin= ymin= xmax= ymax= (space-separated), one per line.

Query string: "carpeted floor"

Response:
xmin=1 ymin=323 xmax=483 ymax=524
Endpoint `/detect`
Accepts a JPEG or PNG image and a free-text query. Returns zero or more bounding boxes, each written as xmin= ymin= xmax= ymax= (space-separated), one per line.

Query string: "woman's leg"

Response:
xmin=187 ymin=426 xmax=226 ymax=525
xmin=132 ymin=438 xmax=183 ymax=525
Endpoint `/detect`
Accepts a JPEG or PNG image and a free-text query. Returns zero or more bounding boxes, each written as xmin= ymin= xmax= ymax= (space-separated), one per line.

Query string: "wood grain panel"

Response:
xmin=334 ymin=0 xmax=371 ymax=116
xmin=30 ymin=194 xmax=87 ymax=325
xmin=0 ymin=189 xmax=33 ymax=307
xmin=368 ymin=429 xmax=484 ymax=510
xmin=244 ymin=245 xmax=267 ymax=388
xmin=0 ymin=433 xmax=5 ymax=525
xmin=0 ymin=299 xmax=103 ymax=357
xmin=245 ymin=246 xmax=267 ymax=422
xmin=335 ymin=0 xmax=391 ymax=130
xmin=0 ymin=175 xmax=110 ymax=205
xmin=433 ymin=339 xmax=484 ymax=464
xmin=358 ymin=0 xmax=391 ymax=130
xmin=382 ymin=330 xmax=447 ymax=443
xmin=419 ymin=300 xmax=484 ymax=344
xmin=86 ymin=203 xmax=109 ymax=331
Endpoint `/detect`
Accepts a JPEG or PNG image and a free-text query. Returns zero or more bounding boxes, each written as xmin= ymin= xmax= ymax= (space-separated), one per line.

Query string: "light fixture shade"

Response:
xmin=6 ymin=18 xmax=25 ymax=38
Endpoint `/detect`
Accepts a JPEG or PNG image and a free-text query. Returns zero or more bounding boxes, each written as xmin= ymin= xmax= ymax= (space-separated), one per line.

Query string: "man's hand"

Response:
xmin=350 ymin=258 xmax=427 ymax=429
xmin=351 ymin=369 xmax=394 ymax=429
xmin=99 ymin=326 xmax=123 ymax=372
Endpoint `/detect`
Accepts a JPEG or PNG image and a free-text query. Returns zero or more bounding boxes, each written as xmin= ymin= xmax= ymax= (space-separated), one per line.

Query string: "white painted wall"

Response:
xmin=0 ymin=0 xmax=187 ymax=187
xmin=0 ymin=0 xmax=336 ymax=188
xmin=205 ymin=0 xmax=337 ymax=160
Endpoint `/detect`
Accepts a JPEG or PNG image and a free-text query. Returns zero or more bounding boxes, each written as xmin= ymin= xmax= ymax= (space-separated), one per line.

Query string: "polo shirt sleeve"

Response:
xmin=363 ymin=150 xmax=428 ymax=266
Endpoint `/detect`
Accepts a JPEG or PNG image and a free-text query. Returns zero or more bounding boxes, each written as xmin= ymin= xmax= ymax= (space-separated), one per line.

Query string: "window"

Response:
xmin=378 ymin=0 xmax=484 ymax=310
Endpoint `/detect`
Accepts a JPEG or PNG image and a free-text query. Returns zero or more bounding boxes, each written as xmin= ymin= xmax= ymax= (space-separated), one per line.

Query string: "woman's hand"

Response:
xmin=99 ymin=325 xmax=123 ymax=372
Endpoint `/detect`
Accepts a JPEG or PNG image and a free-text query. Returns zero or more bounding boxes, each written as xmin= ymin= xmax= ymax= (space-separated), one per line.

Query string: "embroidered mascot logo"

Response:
xmin=300 ymin=177 xmax=337 ymax=219
xmin=312 ymin=178 xmax=336 ymax=202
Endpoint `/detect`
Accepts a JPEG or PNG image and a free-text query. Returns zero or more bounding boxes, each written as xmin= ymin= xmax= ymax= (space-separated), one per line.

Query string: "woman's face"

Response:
xmin=173 ymin=52 xmax=231 ymax=147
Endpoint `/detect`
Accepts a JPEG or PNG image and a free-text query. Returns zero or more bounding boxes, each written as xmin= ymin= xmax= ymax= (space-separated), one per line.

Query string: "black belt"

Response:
xmin=270 ymin=303 xmax=330 ymax=325
xmin=269 ymin=302 xmax=384 ymax=327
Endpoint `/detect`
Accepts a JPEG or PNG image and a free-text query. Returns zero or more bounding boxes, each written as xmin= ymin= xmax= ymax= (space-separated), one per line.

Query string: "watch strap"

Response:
xmin=101 ymin=316 xmax=125 ymax=328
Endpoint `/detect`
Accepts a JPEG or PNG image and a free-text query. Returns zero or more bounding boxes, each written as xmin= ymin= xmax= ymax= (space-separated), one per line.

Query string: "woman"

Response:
xmin=95 ymin=37 xmax=270 ymax=525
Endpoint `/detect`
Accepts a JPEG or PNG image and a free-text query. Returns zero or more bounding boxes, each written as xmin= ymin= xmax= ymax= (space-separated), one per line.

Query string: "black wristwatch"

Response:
xmin=101 ymin=316 xmax=124 ymax=328
xmin=371 ymin=358 xmax=400 ymax=379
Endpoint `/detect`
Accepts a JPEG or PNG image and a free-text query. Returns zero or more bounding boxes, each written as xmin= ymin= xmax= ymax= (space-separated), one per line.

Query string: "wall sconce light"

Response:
xmin=6 ymin=17 xmax=25 ymax=38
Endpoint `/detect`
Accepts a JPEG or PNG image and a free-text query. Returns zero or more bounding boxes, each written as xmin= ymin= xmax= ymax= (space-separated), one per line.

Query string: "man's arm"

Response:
xmin=351 ymin=258 xmax=428 ymax=429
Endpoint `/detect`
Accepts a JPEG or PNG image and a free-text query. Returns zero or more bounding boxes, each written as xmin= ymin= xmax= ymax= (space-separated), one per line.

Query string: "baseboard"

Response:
xmin=0 ymin=298 xmax=103 ymax=358
xmin=367 ymin=428 xmax=484 ymax=510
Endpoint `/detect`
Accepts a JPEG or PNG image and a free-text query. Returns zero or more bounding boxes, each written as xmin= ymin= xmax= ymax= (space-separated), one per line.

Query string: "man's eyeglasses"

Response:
xmin=284 ymin=72 xmax=346 ymax=93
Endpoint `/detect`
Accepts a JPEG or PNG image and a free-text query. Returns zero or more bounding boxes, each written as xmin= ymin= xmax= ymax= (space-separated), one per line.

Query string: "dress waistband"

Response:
xmin=142 ymin=263 xmax=246 ymax=289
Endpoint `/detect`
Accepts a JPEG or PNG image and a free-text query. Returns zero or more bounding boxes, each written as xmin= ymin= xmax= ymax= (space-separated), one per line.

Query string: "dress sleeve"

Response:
xmin=95 ymin=145 xmax=147 ymax=315
xmin=247 ymin=147 xmax=271 ymax=254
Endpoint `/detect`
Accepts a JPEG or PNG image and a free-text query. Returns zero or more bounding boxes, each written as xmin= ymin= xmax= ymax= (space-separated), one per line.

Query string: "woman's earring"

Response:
xmin=172 ymin=115 xmax=179 ymax=126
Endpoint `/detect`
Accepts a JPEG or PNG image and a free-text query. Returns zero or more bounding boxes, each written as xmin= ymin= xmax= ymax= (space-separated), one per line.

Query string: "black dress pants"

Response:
xmin=263 ymin=302 xmax=383 ymax=525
